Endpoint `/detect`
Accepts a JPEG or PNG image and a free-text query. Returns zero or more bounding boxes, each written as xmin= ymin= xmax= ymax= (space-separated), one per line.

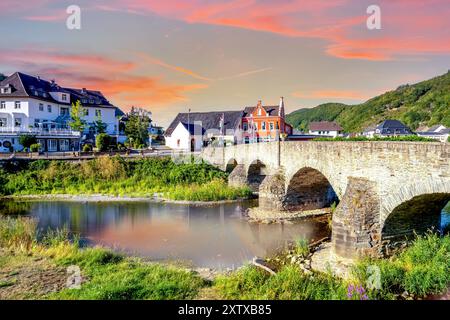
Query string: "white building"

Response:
xmin=165 ymin=122 xmax=204 ymax=151
xmin=308 ymin=121 xmax=343 ymax=138
xmin=0 ymin=72 xmax=125 ymax=152
xmin=164 ymin=111 xmax=243 ymax=151
xmin=416 ymin=124 xmax=449 ymax=142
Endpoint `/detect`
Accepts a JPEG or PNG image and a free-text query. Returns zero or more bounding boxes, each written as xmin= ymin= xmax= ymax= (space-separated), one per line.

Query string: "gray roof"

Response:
xmin=376 ymin=120 xmax=412 ymax=134
xmin=0 ymin=72 xmax=124 ymax=112
xmin=243 ymin=105 xmax=280 ymax=117
xmin=309 ymin=121 xmax=343 ymax=132
xmin=165 ymin=111 xmax=243 ymax=137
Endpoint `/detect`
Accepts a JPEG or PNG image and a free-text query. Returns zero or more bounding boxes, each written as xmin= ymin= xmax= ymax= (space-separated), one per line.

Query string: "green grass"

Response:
xmin=352 ymin=233 xmax=450 ymax=298
xmin=214 ymin=265 xmax=348 ymax=300
xmin=0 ymin=216 xmax=205 ymax=300
xmin=0 ymin=157 xmax=251 ymax=201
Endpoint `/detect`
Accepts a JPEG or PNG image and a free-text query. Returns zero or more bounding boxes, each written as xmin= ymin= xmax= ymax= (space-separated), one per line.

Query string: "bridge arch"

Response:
xmin=225 ymin=158 xmax=238 ymax=173
xmin=247 ymin=160 xmax=268 ymax=192
xmin=380 ymin=178 xmax=450 ymax=243
xmin=284 ymin=167 xmax=339 ymax=211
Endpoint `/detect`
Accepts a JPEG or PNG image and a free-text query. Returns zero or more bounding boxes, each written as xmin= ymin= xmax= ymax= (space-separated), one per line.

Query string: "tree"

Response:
xmin=19 ymin=134 xmax=37 ymax=150
xmin=96 ymin=133 xmax=111 ymax=151
xmin=68 ymin=100 xmax=87 ymax=152
xmin=0 ymin=73 xmax=6 ymax=81
xmin=124 ymin=107 xmax=151 ymax=148
xmin=93 ymin=117 xmax=107 ymax=134
xmin=68 ymin=100 xmax=86 ymax=132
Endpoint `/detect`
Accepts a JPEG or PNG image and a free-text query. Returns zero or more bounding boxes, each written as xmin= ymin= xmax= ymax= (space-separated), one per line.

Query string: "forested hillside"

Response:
xmin=287 ymin=71 xmax=450 ymax=132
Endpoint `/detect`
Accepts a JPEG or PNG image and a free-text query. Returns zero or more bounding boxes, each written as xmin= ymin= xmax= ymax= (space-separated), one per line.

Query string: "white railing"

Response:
xmin=0 ymin=127 xmax=81 ymax=137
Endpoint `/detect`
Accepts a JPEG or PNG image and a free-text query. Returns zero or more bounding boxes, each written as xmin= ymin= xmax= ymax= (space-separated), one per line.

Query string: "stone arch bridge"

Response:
xmin=201 ymin=141 xmax=450 ymax=258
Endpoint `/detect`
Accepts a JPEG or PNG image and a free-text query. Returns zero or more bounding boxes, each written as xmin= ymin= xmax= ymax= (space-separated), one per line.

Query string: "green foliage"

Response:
xmin=2 ymin=157 xmax=249 ymax=201
xmin=0 ymin=217 xmax=37 ymax=250
xmin=0 ymin=73 xmax=6 ymax=81
xmin=82 ymin=144 xmax=92 ymax=152
xmin=19 ymin=134 xmax=37 ymax=149
xmin=95 ymin=133 xmax=111 ymax=151
xmin=286 ymin=71 xmax=450 ymax=132
xmin=68 ymin=100 xmax=86 ymax=132
xmin=353 ymin=233 xmax=450 ymax=298
xmin=125 ymin=107 xmax=151 ymax=148
xmin=214 ymin=265 xmax=347 ymax=300
xmin=294 ymin=238 xmax=310 ymax=257
xmin=314 ymin=135 xmax=437 ymax=142
xmin=93 ymin=117 xmax=107 ymax=134
xmin=30 ymin=143 xmax=41 ymax=152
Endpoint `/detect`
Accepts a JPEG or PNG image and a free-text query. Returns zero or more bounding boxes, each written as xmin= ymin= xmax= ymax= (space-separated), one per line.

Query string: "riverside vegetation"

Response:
xmin=0 ymin=157 xmax=252 ymax=202
xmin=0 ymin=217 xmax=448 ymax=300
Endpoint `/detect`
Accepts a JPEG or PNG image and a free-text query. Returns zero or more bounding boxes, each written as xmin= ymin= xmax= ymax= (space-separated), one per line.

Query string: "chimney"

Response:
xmin=37 ymin=76 xmax=41 ymax=81
xmin=279 ymin=96 xmax=285 ymax=118
xmin=81 ymin=88 xmax=87 ymax=93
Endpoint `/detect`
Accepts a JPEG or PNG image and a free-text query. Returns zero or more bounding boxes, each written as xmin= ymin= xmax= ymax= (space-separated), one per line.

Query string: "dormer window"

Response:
xmin=43 ymin=93 xmax=48 ymax=98
xmin=89 ymin=99 xmax=94 ymax=104
xmin=34 ymin=90 xmax=39 ymax=96
xmin=82 ymin=99 xmax=88 ymax=104
xmin=62 ymin=94 xmax=67 ymax=101
xmin=1 ymin=87 xmax=11 ymax=94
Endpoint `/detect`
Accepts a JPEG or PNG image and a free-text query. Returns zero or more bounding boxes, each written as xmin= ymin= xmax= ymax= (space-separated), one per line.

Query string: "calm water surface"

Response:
xmin=1 ymin=200 xmax=330 ymax=269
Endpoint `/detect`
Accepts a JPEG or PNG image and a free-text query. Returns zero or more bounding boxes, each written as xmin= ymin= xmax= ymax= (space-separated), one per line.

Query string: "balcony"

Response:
xmin=0 ymin=127 xmax=81 ymax=137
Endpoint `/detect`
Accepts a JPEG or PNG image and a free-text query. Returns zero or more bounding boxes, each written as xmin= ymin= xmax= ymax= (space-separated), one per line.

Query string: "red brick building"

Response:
xmin=241 ymin=98 xmax=293 ymax=143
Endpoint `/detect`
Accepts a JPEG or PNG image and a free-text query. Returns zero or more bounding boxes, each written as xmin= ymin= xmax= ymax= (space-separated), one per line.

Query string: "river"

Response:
xmin=0 ymin=200 xmax=330 ymax=269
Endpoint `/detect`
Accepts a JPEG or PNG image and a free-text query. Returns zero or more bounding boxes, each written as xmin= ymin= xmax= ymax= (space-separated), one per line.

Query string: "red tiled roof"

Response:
xmin=309 ymin=121 xmax=343 ymax=131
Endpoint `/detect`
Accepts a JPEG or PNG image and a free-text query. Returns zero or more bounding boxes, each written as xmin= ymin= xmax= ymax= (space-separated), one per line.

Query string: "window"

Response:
xmin=243 ymin=122 xmax=248 ymax=131
xmin=90 ymin=99 xmax=94 ymax=104
xmin=0 ymin=101 xmax=5 ymax=109
xmin=14 ymin=118 xmax=22 ymax=127
xmin=83 ymin=108 xmax=89 ymax=116
xmin=48 ymin=139 xmax=57 ymax=152
xmin=276 ymin=122 xmax=279 ymax=130
xmin=62 ymin=94 xmax=67 ymax=101
xmin=0 ymin=118 xmax=7 ymax=127
xmin=15 ymin=101 xmax=21 ymax=109
xmin=254 ymin=123 xmax=258 ymax=130
xmin=262 ymin=122 xmax=266 ymax=131
xmin=258 ymin=108 xmax=262 ymax=116
xmin=60 ymin=139 xmax=70 ymax=151
xmin=47 ymin=105 xmax=52 ymax=113
xmin=269 ymin=122 xmax=274 ymax=131
xmin=60 ymin=107 xmax=69 ymax=115
xmin=39 ymin=103 xmax=44 ymax=111
xmin=34 ymin=119 xmax=41 ymax=128
xmin=95 ymin=109 xmax=101 ymax=117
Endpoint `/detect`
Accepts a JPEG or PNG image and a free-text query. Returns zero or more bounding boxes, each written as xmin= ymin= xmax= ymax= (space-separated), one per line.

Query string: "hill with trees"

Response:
xmin=286 ymin=71 xmax=450 ymax=132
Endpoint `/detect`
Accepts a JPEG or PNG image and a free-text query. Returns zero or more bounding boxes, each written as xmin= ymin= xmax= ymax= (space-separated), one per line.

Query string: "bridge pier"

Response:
xmin=228 ymin=164 xmax=248 ymax=188
xmin=258 ymin=172 xmax=286 ymax=210
xmin=332 ymin=178 xmax=382 ymax=258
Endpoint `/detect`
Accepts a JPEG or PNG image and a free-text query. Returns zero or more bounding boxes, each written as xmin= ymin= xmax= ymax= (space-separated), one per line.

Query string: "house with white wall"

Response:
xmin=0 ymin=72 xmax=125 ymax=152
xmin=308 ymin=121 xmax=343 ymax=138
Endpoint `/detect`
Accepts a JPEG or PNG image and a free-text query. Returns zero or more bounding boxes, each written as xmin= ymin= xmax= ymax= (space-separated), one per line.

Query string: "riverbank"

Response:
xmin=1 ymin=216 xmax=448 ymax=300
xmin=0 ymin=157 xmax=252 ymax=202
xmin=1 ymin=193 xmax=253 ymax=206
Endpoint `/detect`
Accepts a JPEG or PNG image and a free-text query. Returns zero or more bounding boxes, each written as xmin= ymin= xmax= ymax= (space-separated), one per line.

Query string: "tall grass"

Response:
xmin=352 ymin=233 xmax=450 ymax=298
xmin=214 ymin=265 xmax=347 ymax=300
xmin=0 ymin=217 xmax=36 ymax=251
xmin=0 ymin=157 xmax=250 ymax=201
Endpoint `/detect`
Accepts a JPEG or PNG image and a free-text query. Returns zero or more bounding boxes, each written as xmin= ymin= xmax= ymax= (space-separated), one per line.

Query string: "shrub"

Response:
xmin=19 ymin=134 xmax=38 ymax=149
xmin=96 ymin=134 xmax=111 ymax=152
xmin=30 ymin=143 xmax=41 ymax=152
xmin=82 ymin=144 xmax=93 ymax=152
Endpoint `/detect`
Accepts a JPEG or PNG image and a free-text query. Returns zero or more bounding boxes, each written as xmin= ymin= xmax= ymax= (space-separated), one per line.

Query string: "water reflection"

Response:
xmin=0 ymin=200 xmax=329 ymax=269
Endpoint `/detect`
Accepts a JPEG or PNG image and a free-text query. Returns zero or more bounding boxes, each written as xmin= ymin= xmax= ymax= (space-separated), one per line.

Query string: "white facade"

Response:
xmin=0 ymin=97 xmax=119 ymax=151
xmin=309 ymin=129 xmax=341 ymax=138
xmin=165 ymin=122 xmax=203 ymax=151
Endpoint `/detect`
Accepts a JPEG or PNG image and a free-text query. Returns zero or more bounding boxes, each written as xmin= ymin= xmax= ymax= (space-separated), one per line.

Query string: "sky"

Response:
xmin=0 ymin=0 xmax=449 ymax=127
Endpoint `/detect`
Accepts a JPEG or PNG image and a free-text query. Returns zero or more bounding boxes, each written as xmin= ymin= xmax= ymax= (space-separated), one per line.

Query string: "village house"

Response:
xmin=164 ymin=111 xmax=243 ymax=151
xmin=373 ymin=120 xmax=412 ymax=137
xmin=164 ymin=97 xmax=293 ymax=151
xmin=0 ymin=72 xmax=125 ymax=152
xmin=416 ymin=124 xmax=449 ymax=142
xmin=308 ymin=121 xmax=343 ymax=138
xmin=241 ymin=98 xmax=293 ymax=143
